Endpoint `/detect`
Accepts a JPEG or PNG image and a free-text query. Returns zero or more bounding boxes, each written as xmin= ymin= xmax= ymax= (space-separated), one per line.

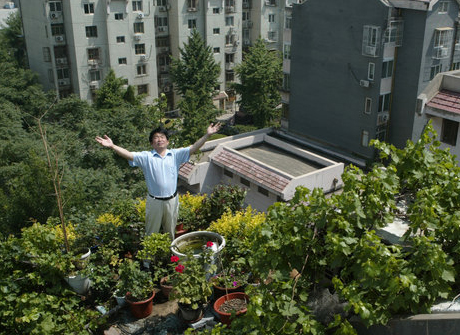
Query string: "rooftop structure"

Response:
xmin=179 ymin=128 xmax=344 ymax=211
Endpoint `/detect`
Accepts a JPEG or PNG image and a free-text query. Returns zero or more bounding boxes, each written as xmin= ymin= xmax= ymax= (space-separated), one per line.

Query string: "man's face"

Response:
xmin=151 ymin=132 xmax=169 ymax=151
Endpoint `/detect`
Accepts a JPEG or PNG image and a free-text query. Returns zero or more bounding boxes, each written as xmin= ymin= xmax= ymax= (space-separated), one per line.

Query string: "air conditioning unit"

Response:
xmin=365 ymin=45 xmax=377 ymax=56
xmin=360 ymin=80 xmax=370 ymax=88
xmin=89 ymin=82 xmax=98 ymax=90
xmin=163 ymin=86 xmax=170 ymax=92
xmin=438 ymin=47 xmax=449 ymax=58
xmin=378 ymin=113 xmax=389 ymax=124
xmin=134 ymin=34 xmax=142 ymax=41
xmin=140 ymin=55 xmax=147 ymax=62
xmin=157 ymin=26 xmax=166 ymax=32
xmin=188 ymin=7 xmax=197 ymax=12
xmin=158 ymin=6 xmax=166 ymax=11
xmin=50 ymin=12 xmax=61 ymax=19
xmin=56 ymin=58 xmax=66 ymax=65
xmin=55 ymin=35 xmax=64 ymax=42
xmin=137 ymin=12 xmax=144 ymax=19
xmin=233 ymin=40 xmax=239 ymax=46
xmin=160 ymin=65 xmax=167 ymax=72
xmin=58 ymin=80 xmax=67 ymax=86
xmin=455 ymin=43 xmax=460 ymax=52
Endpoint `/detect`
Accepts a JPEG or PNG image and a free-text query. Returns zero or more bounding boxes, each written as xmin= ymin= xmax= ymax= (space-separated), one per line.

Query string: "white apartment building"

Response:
xmin=19 ymin=0 xmax=295 ymax=111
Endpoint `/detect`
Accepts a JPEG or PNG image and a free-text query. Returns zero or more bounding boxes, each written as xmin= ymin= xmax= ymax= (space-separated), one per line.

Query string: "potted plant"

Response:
xmin=169 ymin=242 xmax=217 ymax=322
xmin=210 ymin=262 xmax=249 ymax=300
xmin=136 ymin=232 xmax=171 ymax=279
xmin=117 ymin=259 xmax=155 ymax=318
xmin=213 ymin=292 xmax=249 ymax=325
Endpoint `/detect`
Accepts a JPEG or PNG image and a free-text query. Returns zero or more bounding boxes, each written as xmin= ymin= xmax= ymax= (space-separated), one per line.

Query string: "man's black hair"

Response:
xmin=149 ymin=126 xmax=169 ymax=143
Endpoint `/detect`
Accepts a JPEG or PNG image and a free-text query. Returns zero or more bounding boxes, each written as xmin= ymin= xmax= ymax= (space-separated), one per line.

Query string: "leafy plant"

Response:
xmin=169 ymin=243 xmax=217 ymax=309
xmin=117 ymin=259 xmax=153 ymax=302
xmin=137 ymin=233 xmax=172 ymax=282
xmin=179 ymin=192 xmax=206 ymax=231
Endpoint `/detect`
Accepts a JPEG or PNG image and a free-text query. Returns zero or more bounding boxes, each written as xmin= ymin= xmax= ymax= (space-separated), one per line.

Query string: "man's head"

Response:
xmin=149 ymin=127 xmax=170 ymax=152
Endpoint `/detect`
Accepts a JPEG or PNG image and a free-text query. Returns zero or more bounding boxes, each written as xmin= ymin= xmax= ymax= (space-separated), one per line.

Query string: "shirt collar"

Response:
xmin=152 ymin=149 xmax=172 ymax=157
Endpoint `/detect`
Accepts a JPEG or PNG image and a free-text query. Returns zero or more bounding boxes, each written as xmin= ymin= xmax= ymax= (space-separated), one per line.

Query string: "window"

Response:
xmin=134 ymin=22 xmax=144 ymax=33
xmin=266 ymin=0 xmax=276 ymax=5
xmin=258 ymin=186 xmax=269 ymax=197
xmin=384 ymin=20 xmax=403 ymax=46
xmin=188 ymin=0 xmax=197 ymax=9
xmin=48 ymin=69 xmax=54 ymax=83
xmin=243 ymin=12 xmax=251 ymax=20
xmin=381 ymin=60 xmax=394 ymax=78
xmin=89 ymin=70 xmax=101 ymax=81
xmin=268 ymin=14 xmax=275 ymax=23
xmin=268 ymin=31 xmax=277 ymax=42
xmin=430 ymin=64 xmax=442 ymax=80
xmin=138 ymin=84 xmax=148 ymax=95
xmin=156 ymin=37 xmax=169 ymax=47
xmin=137 ymin=64 xmax=147 ymax=75
xmin=213 ymin=47 xmax=220 ymax=53
xmin=441 ymin=119 xmax=459 ymax=145
xmin=188 ymin=19 xmax=197 ymax=29
xmin=85 ymin=26 xmax=98 ymax=38
xmin=224 ymin=169 xmax=233 ymax=178
xmin=225 ymin=0 xmax=235 ymax=6
xmin=135 ymin=44 xmax=146 ymax=54
xmin=132 ymin=1 xmax=143 ymax=11
xmin=118 ymin=57 xmax=127 ymax=65
xmin=49 ymin=1 xmax=62 ymax=11
xmin=240 ymin=177 xmax=250 ymax=187
xmin=213 ymin=8 xmax=220 ymax=14
xmin=158 ymin=54 xmax=170 ymax=66
xmin=84 ymin=3 xmax=94 ymax=14
xmin=361 ymin=130 xmax=369 ymax=147
xmin=157 ymin=0 xmax=167 ymax=5
xmin=155 ymin=16 xmax=168 ymax=27
xmin=452 ymin=62 xmax=460 ymax=71
xmin=225 ymin=16 xmax=234 ymax=26
xmin=362 ymin=25 xmax=380 ymax=56
xmin=57 ymin=68 xmax=69 ymax=79
xmin=117 ymin=36 xmax=125 ymax=43
xmin=283 ymin=43 xmax=291 ymax=59
xmin=438 ymin=1 xmax=449 ymax=13
xmin=226 ymin=53 xmax=235 ymax=63
xmin=364 ymin=98 xmax=372 ymax=114
xmin=115 ymin=13 xmax=123 ymax=20
xmin=368 ymin=62 xmax=375 ymax=81
xmin=282 ymin=73 xmax=290 ymax=91
xmin=226 ymin=34 xmax=235 ymax=45
xmin=378 ymin=93 xmax=391 ymax=113
xmin=285 ymin=16 xmax=292 ymax=29
xmin=213 ymin=28 xmax=220 ymax=34
xmin=51 ymin=24 xmax=64 ymax=36
xmin=43 ymin=47 xmax=51 ymax=62
xmin=434 ymin=28 xmax=453 ymax=48
xmin=225 ymin=71 xmax=234 ymax=82
xmin=87 ymin=48 xmax=100 ymax=60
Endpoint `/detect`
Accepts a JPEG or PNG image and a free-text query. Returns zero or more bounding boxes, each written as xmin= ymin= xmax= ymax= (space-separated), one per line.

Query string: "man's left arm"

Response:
xmin=189 ymin=122 xmax=221 ymax=155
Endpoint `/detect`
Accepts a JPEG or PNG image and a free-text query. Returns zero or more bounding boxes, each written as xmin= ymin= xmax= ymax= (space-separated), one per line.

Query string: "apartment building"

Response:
xmin=288 ymin=0 xmax=460 ymax=163
xmin=18 ymin=0 xmax=295 ymax=111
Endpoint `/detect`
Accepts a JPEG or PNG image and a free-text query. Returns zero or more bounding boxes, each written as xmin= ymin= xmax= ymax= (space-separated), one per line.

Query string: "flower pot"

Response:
xmin=64 ymin=274 xmax=91 ymax=295
xmin=213 ymin=292 xmax=249 ymax=325
xmin=178 ymin=302 xmax=204 ymax=322
xmin=176 ymin=223 xmax=184 ymax=231
xmin=212 ymin=284 xmax=244 ymax=301
xmin=113 ymin=290 xmax=126 ymax=307
xmin=160 ymin=276 xmax=173 ymax=299
xmin=125 ymin=291 xmax=155 ymax=319
xmin=175 ymin=229 xmax=188 ymax=238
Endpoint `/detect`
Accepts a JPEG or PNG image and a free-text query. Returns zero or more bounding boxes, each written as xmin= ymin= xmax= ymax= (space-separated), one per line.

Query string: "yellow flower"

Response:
xmin=96 ymin=213 xmax=123 ymax=227
xmin=208 ymin=206 xmax=265 ymax=240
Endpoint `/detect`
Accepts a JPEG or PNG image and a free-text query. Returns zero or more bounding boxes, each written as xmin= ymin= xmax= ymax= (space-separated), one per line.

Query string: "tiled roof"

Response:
xmin=427 ymin=89 xmax=460 ymax=115
xmin=179 ymin=162 xmax=194 ymax=179
xmin=212 ymin=149 xmax=291 ymax=193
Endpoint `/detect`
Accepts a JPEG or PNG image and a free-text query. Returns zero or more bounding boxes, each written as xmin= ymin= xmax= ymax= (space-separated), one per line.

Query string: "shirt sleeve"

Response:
xmin=173 ymin=147 xmax=190 ymax=167
xmin=129 ymin=151 xmax=148 ymax=167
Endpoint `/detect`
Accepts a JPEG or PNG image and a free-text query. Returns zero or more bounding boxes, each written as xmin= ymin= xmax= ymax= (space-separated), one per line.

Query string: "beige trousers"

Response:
xmin=145 ymin=195 xmax=179 ymax=240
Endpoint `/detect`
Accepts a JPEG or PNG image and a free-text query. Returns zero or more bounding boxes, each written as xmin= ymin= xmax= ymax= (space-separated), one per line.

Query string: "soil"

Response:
xmin=218 ymin=298 xmax=247 ymax=313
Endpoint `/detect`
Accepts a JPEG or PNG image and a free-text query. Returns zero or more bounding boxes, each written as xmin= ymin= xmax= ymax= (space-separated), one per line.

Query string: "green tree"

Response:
xmin=170 ymin=29 xmax=220 ymax=144
xmin=95 ymin=69 xmax=142 ymax=109
xmin=234 ymin=39 xmax=282 ymax=128
xmin=0 ymin=11 xmax=27 ymax=68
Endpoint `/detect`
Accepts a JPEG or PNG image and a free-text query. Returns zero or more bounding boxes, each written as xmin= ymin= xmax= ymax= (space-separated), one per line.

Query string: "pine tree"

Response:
xmin=234 ymin=39 xmax=282 ymax=128
xmin=170 ymin=30 xmax=221 ymax=144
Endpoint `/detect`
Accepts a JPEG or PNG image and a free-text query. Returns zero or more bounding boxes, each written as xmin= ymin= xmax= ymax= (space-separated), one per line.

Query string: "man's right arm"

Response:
xmin=95 ymin=135 xmax=134 ymax=161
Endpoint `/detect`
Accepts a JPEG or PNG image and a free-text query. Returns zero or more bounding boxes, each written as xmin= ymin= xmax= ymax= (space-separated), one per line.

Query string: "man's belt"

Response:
xmin=148 ymin=190 xmax=177 ymax=201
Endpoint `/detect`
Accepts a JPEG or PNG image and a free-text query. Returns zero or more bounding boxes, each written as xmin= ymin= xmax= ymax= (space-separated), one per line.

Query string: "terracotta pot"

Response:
xmin=125 ymin=291 xmax=155 ymax=319
xmin=178 ymin=302 xmax=203 ymax=322
xmin=160 ymin=276 xmax=173 ymax=299
xmin=212 ymin=284 xmax=244 ymax=301
xmin=175 ymin=229 xmax=188 ymax=238
xmin=213 ymin=292 xmax=249 ymax=325
xmin=175 ymin=223 xmax=184 ymax=231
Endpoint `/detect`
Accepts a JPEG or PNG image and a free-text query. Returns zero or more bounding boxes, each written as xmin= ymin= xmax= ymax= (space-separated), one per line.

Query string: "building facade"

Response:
xmin=288 ymin=0 xmax=460 ymax=163
xmin=19 ymin=0 xmax=294 ymax=110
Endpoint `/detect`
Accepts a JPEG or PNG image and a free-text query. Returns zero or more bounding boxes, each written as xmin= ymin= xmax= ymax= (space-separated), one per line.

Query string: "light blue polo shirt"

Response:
xmin=129 ymin=147 xmax=190 ymax=197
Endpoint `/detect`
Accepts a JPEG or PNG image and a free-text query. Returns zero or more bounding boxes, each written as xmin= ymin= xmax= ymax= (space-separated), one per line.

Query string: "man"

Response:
xmin=95 ymin=122 xmax=221 ymax=240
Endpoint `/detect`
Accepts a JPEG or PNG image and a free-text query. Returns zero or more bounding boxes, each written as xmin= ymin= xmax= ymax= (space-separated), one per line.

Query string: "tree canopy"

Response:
xmin=234 ymin=39 xmax=282 ymax=128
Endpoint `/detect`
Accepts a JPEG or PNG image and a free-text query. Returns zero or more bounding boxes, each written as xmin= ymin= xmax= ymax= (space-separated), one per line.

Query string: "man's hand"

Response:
xmin=207 ymin=122 xmax=221 ymax=136
xmin=95 ymin=135 xmax=114 ymax=148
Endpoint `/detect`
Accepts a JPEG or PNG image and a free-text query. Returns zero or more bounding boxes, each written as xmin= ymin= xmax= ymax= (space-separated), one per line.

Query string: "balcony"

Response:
xmin=156 ymin=26 xmax=169 ymax=35
xmin=225 ymin=6 xmax=235 ymax=13
xmin=87 ymin=59 xmax=101 ymax=68
xmin=243 ymin=20 xmax=253 ymax=28
xmin=225 ymin=62 xmax=235 ymax=70
xmin=187 ymin=6 xmax=197 ymax=12
xmin=265 ymin=0 xmax=276 ymax=6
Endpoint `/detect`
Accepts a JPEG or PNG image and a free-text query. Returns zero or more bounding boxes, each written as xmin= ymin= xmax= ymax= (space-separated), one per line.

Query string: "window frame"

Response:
xmin=135 ymin=43 xmax=146 ymax=55
xmin=134 ymin=22 xmax=144 ymax=33
xmin=188 ymin=19 xmax=197 ymax=29
xmin=364 ymin=97 xmax=372 ymax=114
xmin=132 ymin=1 xmax=143 ymax=12
xmin=368 ymin=62 xmax=375 ymax=81
xmin=137 ymin=64 xmax=147 ymax=76
xmin=118 ymin=57 xmax=127 ymax=65
xmin=441 ymin=118 xmax=459 ymax=145
xmin=85 ymin=26 xmax=98 ymax=38
xmin=83 ymin=3 xmax=95 ymax=14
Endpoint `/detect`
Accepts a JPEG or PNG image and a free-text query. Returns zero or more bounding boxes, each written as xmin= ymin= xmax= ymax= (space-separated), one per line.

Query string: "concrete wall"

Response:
xmin=289 ymin=0 xmax=389 ymax=161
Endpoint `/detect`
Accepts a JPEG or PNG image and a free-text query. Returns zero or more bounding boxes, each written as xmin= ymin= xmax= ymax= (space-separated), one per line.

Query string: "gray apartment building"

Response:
xmin=288 ymin=0 xmax=460 ymax=163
